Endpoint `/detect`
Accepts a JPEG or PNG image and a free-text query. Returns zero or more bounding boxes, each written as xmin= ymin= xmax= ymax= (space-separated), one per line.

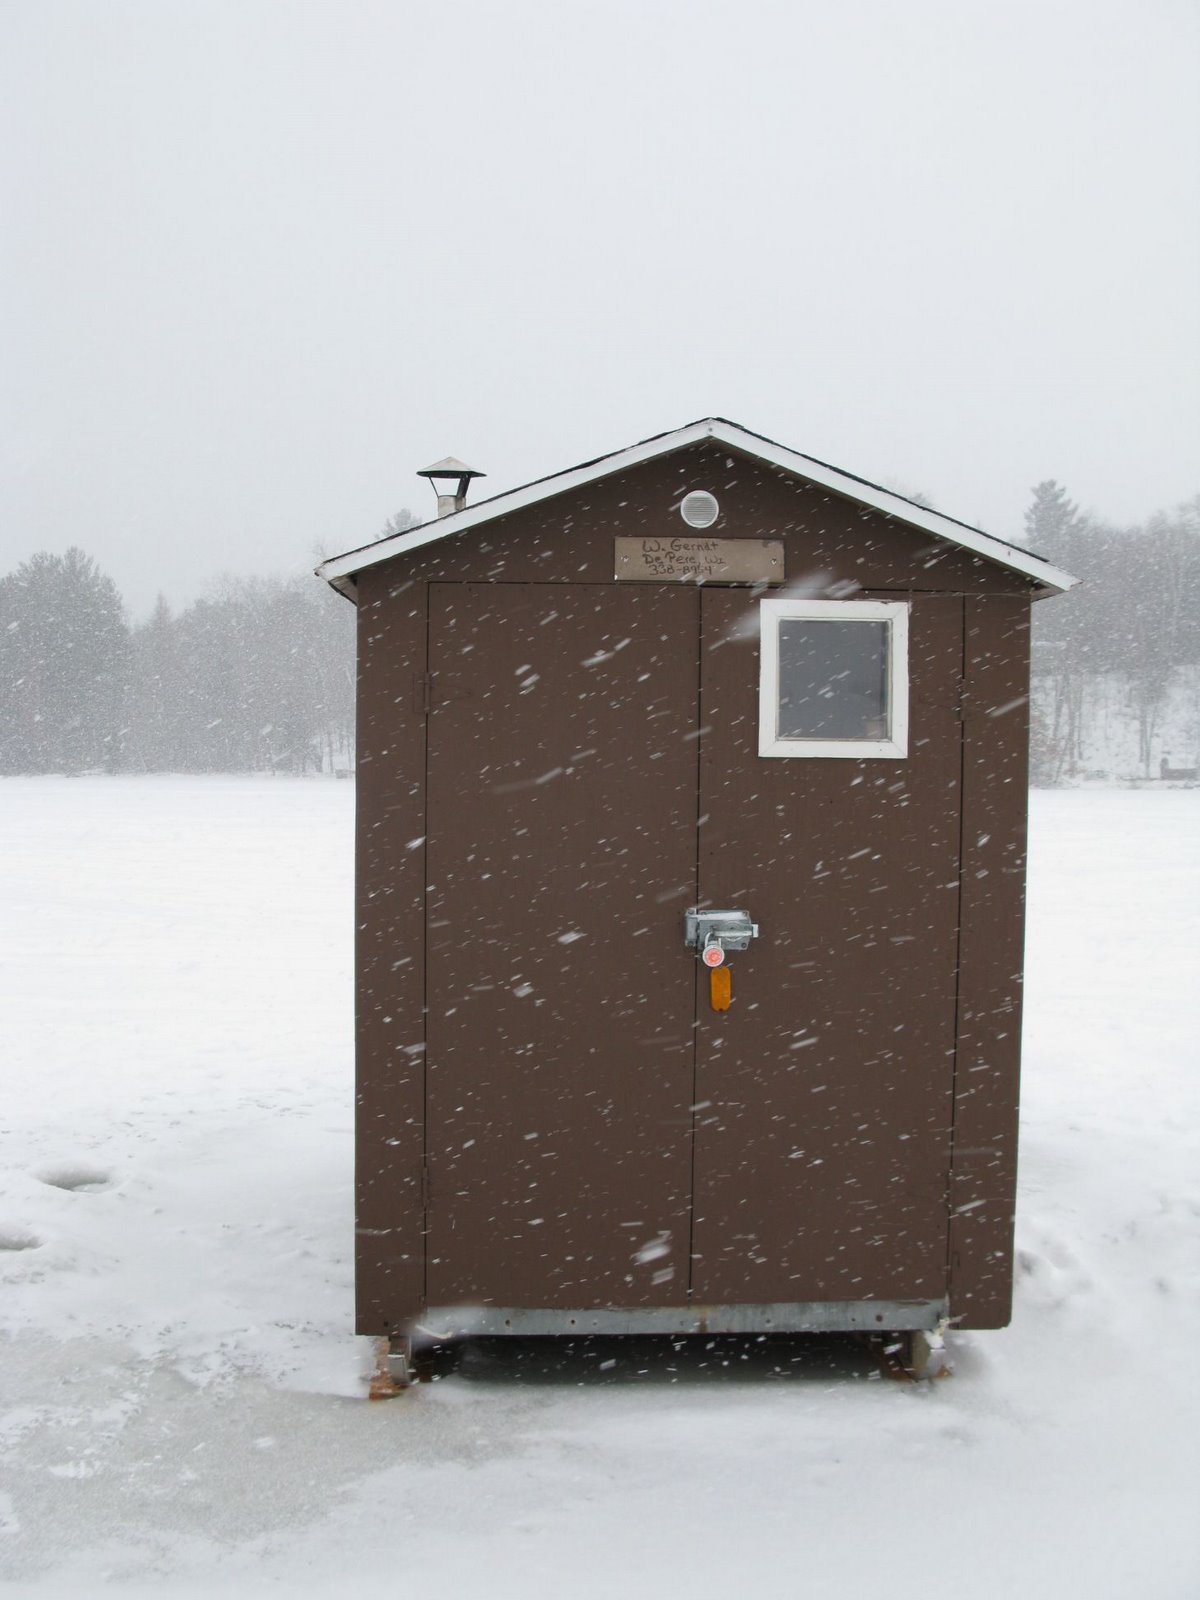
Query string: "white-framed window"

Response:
xmin=758 ymin=598 xmax=909 ymax=759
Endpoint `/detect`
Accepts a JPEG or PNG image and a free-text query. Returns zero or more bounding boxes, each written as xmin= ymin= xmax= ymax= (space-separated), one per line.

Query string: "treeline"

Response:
xmin=0 ymin=550 xmax=356 ymax=775
xmin=1025 ymin=484 xmax=1200 ymax=782
xmin=1 ymin=490 xmax=1196 ymax=781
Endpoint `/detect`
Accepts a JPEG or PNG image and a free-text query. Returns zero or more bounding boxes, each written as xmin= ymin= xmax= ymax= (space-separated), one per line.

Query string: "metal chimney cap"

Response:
xmin=417 ymin=457 xmax=486 ymax=481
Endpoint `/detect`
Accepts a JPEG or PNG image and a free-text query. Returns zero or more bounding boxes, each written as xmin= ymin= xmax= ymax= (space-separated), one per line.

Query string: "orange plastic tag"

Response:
xmin=710 ymin=965 xmax=732 ymax=1011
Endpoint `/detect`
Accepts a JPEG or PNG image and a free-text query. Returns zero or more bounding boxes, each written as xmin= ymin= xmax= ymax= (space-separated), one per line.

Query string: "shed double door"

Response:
xmin=424 ymin=581 xmax=965 ymax=1310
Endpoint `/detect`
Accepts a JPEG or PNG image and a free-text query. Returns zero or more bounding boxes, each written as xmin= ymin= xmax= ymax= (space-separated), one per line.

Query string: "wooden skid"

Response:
xmin=863 ymin=1327 xmax=953 ymax=1382
xmin=368 ymin=1335 xmax=415 ymax=1400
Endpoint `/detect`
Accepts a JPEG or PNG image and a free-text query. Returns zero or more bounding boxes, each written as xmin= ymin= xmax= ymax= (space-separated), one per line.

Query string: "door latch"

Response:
xmin=684 ymin=908 xmax=759 ymax=965
xmin=685 ymin=909 xmax=758 ymax=1011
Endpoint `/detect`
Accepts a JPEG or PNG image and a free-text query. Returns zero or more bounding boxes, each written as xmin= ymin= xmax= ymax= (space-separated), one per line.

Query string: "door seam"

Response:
xmin=685 ymin=587 xmax=704 ymax=1302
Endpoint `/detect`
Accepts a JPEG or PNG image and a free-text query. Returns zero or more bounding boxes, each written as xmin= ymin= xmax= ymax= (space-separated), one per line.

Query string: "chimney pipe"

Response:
xmin=417 ymin=457 xmax=486 ymax=518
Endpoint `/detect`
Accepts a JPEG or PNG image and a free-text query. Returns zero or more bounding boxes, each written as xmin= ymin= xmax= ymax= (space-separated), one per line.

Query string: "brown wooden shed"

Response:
xmin=318 ymin=418 xmax=1075 ymax=1380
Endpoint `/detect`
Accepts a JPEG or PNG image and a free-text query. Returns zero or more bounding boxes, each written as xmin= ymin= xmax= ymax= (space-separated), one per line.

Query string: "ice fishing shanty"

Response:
xmin=317 ymin=418 xmax=1075 ymax=1380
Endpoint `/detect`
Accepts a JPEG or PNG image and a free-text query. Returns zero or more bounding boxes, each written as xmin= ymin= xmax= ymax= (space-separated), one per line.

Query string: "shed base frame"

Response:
xmin=413 ymin=1299 xmax=948 ymax=1340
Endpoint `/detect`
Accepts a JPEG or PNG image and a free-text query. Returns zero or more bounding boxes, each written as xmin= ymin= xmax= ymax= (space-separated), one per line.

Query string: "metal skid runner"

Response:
xmin=368 ymin=1301 xmax=952 ymax=1396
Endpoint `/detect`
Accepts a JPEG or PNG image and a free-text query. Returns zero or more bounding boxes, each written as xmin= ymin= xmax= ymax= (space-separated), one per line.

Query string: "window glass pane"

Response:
xmin=777 ymin=619 xmax=888 ymax=740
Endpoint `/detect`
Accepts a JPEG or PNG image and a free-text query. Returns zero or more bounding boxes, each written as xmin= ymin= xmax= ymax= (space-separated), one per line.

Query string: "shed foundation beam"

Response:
xmin=415 ymin=1300 xmax=948 ymax=1339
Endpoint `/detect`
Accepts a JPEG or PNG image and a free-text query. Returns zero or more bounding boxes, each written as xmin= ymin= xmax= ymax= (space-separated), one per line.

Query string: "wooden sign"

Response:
xmin=615 ymin=537 xmax=784 ymax=584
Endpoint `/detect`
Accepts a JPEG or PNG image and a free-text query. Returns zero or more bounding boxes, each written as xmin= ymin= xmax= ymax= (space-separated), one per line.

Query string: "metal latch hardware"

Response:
xmin=684 ymin=909 xmax=760 ymax=965
xmin=685 ymin=909 xmax=758 ymax=1012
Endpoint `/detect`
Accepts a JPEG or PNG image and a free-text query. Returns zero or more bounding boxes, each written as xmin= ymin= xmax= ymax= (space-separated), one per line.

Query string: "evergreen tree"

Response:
xmin=120 ymin=575 xmax=355 ymax=775
xmin=379 ymin=508 xmax=420 ymax=540
xmin=125 ymin=595 xmax=183 ymax=770
xmin=1023 ymin=479 xmax=1080 ymax=560
xmin=0 ymin=548 xmax=130 ymax=774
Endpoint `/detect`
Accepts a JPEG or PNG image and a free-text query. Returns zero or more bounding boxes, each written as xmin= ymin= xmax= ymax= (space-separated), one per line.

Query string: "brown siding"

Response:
xmin=947 ymin=597 xmax=1032 ymax=1327
xmin=346 ymin=444 xmax=1038 ymax=1334
xmin=380 ymin=443 xmax=1033 ymax=600
xmin=354 ymin=570 xmax=428 ymax=1333
xmin=691 ymin=591 xmax=964 ymax=1304
xmin=422 ymin=583 xmax=700 ymax=1308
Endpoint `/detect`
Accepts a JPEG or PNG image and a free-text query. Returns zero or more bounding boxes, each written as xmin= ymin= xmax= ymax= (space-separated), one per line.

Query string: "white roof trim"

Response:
xmin=317 ymin=418 xmax=1078 ymax=599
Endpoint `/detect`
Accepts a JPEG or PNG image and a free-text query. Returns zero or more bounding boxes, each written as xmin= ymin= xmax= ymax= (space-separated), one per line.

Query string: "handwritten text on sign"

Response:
xmin=614 ymin=537 xmax=784 ymax=584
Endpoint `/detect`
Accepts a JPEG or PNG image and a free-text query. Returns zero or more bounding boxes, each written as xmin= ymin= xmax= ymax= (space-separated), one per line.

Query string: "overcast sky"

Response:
xmin=2 ymin=0 xmax=1197 ymax=618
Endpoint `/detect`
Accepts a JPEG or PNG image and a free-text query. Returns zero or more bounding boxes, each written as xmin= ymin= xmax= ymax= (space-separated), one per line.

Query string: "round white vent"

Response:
xmin=680 ymin=490 xmax=720 ymax=529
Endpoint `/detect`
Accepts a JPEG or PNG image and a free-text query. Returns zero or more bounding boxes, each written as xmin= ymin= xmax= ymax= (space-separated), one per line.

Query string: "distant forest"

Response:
xmin=1025 ymin=485 xmax=1199 ymax=782
xmin=0 ymin=491 xmax=1196 ymax=783
xmin=0 ymin=548 xmax=364 ymax=777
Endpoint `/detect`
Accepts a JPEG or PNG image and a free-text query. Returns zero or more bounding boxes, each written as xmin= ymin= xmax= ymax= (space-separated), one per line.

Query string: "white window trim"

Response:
xmin=758 ymin=598 xmax=910 ymax=759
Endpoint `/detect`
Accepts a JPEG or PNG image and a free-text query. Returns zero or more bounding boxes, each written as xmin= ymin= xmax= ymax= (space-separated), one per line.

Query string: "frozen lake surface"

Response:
xmin=1 ymin=777 xmax=1197 ymax=1597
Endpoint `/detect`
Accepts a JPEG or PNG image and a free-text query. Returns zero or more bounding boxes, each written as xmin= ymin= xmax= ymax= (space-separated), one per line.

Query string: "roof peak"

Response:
xmin=319 ymin=418 xmax=1077 ymax=602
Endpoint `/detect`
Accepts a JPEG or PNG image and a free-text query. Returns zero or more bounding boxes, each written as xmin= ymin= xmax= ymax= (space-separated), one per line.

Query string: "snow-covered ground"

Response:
xmin=1 ymin=777 xmax=1197 ymax=1598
